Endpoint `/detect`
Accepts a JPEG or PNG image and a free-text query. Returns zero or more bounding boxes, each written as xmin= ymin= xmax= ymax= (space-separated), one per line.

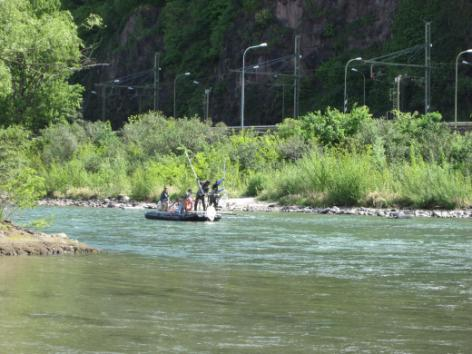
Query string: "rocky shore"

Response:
xmin=0 ymin=220 xmax=98 ymax=256
xmin=38 ymin=197 xmax=472 ymax=219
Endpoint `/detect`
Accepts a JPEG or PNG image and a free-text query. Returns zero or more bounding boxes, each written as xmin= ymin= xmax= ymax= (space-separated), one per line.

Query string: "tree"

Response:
xmin=0 ymin=0 xmax=83 ymax=131
xmin=0 ymin=126 xmax=45 ymax=220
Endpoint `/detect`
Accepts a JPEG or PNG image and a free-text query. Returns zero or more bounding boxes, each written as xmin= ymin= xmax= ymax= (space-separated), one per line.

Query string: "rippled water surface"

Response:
xmin=1 ymin=207 xmax=471 ymax=353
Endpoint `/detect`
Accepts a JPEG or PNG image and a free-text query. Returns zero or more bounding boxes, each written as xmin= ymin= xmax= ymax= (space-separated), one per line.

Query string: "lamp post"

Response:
xmin=187 ymin=79 xmax=201 ymax=116
xmin=455 ymin=49 xmax=472 ymax=126
xmin=204 ymin=88 xmax=211 ymax=122
xmin=241 ymin=42 xmax=268 ymax=128
xmin=173 ymin=72 xmax=191 ymax=117
xmin=344 ymin=57 xmax=362 ymax=113
xmin=153 ymin=52 xmax=162 ymax=110
xmin=351 ymin=68 xmax=366 ymax=106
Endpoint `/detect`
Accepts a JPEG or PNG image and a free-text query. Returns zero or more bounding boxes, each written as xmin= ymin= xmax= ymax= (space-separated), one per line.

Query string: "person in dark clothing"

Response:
xmin=194 ymin=180 xmax=210 ymax=211
xmin=208 ymin=181 xmax=220 ymax=209
xmin=159 ymin=187 xmax=169 ymax=211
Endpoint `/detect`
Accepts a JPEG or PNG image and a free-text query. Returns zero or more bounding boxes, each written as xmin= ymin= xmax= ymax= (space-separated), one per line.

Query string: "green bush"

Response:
xmin=0 ymin=126 xmax=45 ymax=217
xmin=122 ymin=112 xmax=227 ymax=160
xmin=297 ymin=106 xmax=373 ymax=146
xmin=245 ymin=172 xmax=267 ymax=196
xmin=277 ymin=135 xmax=310 ymax=162
xmin=39 ymin=122 xmax=86 ymax=164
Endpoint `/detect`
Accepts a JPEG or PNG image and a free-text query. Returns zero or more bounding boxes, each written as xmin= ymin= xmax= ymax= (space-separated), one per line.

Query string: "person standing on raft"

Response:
xmin=194 ymin=180 xmax=210 ymax=211
xmin=159 ymin=186 xmax=169 ymax=211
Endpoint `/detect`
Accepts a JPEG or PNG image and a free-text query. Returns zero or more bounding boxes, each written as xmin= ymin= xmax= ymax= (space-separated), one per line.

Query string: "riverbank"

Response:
xmin=37 ymin=197 xmax=472 ymax=219
xmin=0 ymin=220 xmax=97 ymax=256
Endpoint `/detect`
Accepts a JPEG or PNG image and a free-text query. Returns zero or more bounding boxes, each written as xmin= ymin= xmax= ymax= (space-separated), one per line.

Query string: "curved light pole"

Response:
xmin=455 ymin=49 xmax=472 ymax=126
xmin=344 ymin=57 xmax=362 ymax=113
xmin=173 ymin=72 xmax=191 ymax=117
xmin=241 ymin=42 xmax=268 ymax=128
xmin=351 ymin=68 xmax=366 ymax=106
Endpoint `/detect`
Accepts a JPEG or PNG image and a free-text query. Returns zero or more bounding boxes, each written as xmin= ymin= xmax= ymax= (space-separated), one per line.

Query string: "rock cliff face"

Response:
xmin=275 ymin=0 xmax=397 ymax=63
xmin=83 ymin=0 xmax=399 ymax=126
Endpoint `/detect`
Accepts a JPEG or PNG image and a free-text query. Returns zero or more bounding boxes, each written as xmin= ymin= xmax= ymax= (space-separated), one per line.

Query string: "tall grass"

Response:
xmin=260 ymin=149 xmax=472 ymax=209
xmin=393 ymin=161 xmax=472 ymax=209
xmin=261 ymin=150 xmax=383 ymax=206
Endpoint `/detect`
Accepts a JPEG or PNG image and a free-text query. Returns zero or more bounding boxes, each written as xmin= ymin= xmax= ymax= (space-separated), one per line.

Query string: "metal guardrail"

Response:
xmin=225 ymin=122 xmax=472 ymax=134
xmin=446 ymin=122 xmax=472 ymax=132
xmin=227 ymin=125 xmax=276 ymax=133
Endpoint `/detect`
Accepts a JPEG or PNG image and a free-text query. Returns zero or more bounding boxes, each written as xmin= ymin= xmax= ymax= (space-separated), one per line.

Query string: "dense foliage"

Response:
xmin=2 ymin=109 xmax=471 ymax=215
xmin=0 ymin=126 xmax=46 ymax=219
xmin=0 ymin=0 xmax=83 ymax=131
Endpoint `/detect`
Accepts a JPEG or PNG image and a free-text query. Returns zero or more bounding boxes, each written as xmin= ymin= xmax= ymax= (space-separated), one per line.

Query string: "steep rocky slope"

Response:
xmin=68 ymin=0 xmax=471 ymax=126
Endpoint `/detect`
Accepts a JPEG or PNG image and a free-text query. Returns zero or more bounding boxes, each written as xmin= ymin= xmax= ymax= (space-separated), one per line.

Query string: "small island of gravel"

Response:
xmin=0 ymin=220 xmax=97 ymax=256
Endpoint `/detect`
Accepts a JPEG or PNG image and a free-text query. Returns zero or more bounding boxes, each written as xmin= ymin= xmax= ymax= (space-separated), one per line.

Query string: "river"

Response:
xmin=1 ymin=207 xmax=471 ymax=353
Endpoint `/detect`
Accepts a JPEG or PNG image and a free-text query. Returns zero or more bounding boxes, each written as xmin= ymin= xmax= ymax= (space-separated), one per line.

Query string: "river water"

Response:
xmin=1 ymin=207 xmax=471 ymax=353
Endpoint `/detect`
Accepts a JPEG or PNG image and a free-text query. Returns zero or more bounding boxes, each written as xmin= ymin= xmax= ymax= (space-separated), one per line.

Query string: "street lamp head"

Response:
xmin=128 ymin=86 xmax=134 ymax=90
xmin=465 ymin=49 xmax=472 ymax=54
xmin=193 ymin=80 xmax=199 ymax=85
xmin=258 ymin=42 xmax=268 ymax=48
xmin=355 ymin=57 xmax=363 ymax=61
xmin=113 ymin=79 xmax=120 ymax=83
xmin=184 ymin=72 xmax=191 ymax=76
xmin=253 ymin=65 xmax=260 ymax=69
xmin=351 ymin=68 xmax=359 ymax=72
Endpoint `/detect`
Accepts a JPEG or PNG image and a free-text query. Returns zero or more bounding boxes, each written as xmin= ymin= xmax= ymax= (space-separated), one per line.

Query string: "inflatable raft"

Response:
xmin=144 ymin=206 xmax=221 ymax=222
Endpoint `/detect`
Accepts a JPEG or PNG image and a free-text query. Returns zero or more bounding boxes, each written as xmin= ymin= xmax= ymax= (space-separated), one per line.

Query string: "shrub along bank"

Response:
xmin=1 ymin=108 xmax=471 ymax=213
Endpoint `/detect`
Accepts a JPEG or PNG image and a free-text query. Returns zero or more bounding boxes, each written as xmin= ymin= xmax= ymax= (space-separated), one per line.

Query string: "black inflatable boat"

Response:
xmin=144 ymin=210 xmax=221 ymax=222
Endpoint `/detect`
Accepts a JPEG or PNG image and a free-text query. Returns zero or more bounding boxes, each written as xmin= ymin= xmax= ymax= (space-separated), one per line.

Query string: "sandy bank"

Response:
xmin=0 ymin=220 xmax=98 ymax=256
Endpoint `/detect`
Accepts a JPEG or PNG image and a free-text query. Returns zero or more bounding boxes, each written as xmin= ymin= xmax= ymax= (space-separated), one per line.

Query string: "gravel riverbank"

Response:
xmin=38 ymin=197 xmax=472 ymax=219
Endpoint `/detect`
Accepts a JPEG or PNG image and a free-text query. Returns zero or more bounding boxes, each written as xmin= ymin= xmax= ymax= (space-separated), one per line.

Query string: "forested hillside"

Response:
xmin=1 ymin=0 xmax=471 ymax=129
xmin=61 ymin=0 xmax=472 ymax=127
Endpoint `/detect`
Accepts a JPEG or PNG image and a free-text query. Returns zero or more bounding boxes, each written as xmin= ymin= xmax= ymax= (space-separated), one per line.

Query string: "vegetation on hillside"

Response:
xmin=2 ymin=108 xmax=471 ymax=215
xmin=59 ymin=0 xmax=472 ymax=125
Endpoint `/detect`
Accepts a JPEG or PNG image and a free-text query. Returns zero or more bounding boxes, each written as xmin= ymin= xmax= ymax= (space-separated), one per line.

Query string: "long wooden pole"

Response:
xmin=183 ymin=149 xmax=203 ymax=194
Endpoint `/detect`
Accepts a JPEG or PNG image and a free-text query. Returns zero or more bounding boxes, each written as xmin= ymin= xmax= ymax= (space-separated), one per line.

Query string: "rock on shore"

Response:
xmin=223 ymin=198 xmax=472 ymax=218
xmin=38 ymin=197 xmax=472 ymax=219
xmin=0 ymin=220 xmax=97 ymax=256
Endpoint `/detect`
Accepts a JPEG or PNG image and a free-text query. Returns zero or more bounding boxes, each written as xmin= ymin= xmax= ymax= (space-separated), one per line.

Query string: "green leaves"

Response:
xmin=0 ymin=126 xmax=45 ymax=218
xmin=296 ymin=106 xmax=373 ymax=146
xmin=0 ymin=0 xmax=82 ymax=131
